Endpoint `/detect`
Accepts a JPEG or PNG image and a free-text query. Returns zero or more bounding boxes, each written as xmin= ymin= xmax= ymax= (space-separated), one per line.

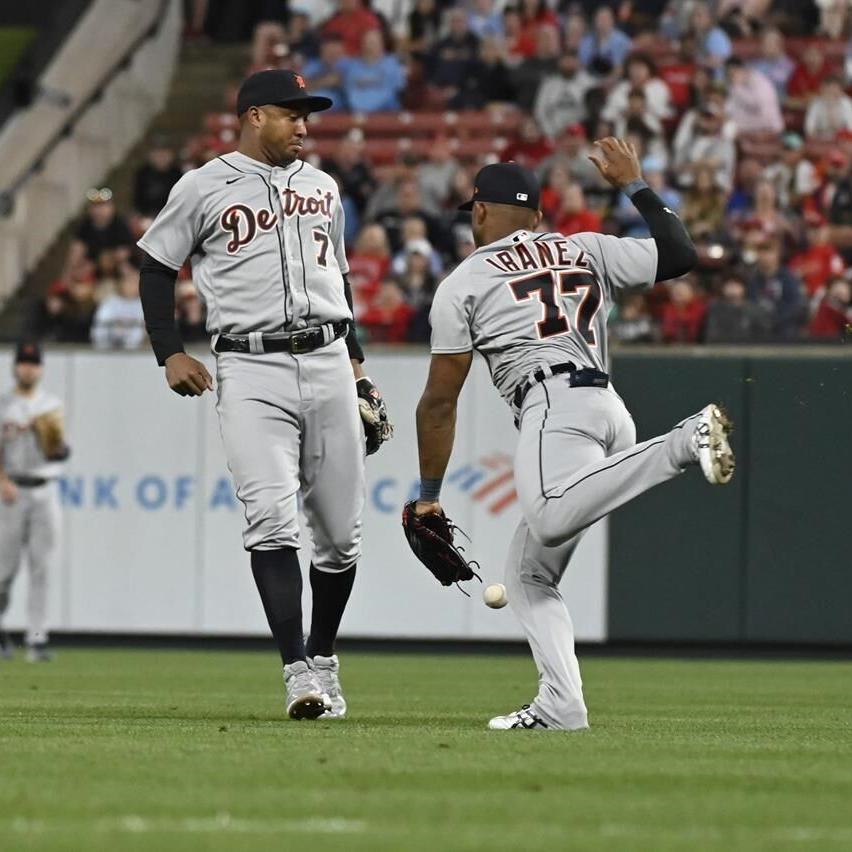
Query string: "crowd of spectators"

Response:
xmin=36 ymin=0 xmax=852 ymax=347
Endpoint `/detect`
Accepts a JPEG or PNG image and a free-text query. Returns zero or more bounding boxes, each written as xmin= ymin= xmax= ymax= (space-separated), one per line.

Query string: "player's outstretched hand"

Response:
xmin=414 ymin=500 xmax=442 ymax=516
xmin=164 ymin=353 xmax=214 ymax=397
xmin=588 ymin=137 xmax=642 ymax=189
xmin=0 ymin=477 xmax=18 ymax=505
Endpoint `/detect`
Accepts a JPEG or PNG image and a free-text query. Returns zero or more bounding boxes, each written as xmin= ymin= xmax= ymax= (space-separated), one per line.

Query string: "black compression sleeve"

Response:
xmin=139 ymin=252 xmax=184 ymax=366
xmin=627 ymin=183 xmax=697 ymax=282
xmin=342 ymin=274 xmax=365 ymax=362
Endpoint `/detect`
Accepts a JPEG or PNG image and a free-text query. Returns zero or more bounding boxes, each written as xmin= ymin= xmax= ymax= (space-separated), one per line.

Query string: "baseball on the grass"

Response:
xmin=483 ymin=583 xmax=508 ymax=609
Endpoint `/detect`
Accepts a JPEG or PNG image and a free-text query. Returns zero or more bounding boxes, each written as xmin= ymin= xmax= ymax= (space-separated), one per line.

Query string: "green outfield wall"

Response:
xmin=608 ymin=348 xmax=852 ymax=645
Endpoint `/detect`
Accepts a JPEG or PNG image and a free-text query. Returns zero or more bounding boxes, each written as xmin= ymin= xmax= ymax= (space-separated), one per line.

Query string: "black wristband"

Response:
xmin=342 ymin=274 xmax=365 ymax=362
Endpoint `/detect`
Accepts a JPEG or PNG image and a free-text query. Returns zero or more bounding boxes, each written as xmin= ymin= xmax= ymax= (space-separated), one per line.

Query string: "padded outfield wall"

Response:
xmin=1 ymin=347 xmax=849 ymax=645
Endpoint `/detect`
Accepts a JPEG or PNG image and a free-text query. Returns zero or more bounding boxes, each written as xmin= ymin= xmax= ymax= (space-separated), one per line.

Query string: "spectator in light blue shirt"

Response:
xmin=341 ymin=29 xmax=405 ymax=113
xmin=579 ymin=6 xmax=633 ymax=72
xmin=689 ymin=2 xmax=732 ymax=74
xmin=302 ymin=35 xmax=348 ymax=111
xmin=468 ymin=0 xmax=503 ymax=39
xmin=749 ymin=28 xmax=794 ymax=99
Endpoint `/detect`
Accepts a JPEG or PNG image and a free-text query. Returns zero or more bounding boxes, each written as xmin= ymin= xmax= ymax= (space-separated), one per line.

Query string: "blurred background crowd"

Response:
xmin=33 ymin=0 xmax=852 ymax=348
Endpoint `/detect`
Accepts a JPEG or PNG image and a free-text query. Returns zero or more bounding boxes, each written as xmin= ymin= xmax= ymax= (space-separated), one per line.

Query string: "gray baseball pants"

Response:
xmin=507 ymin=380 xmax=699 ymax=729
xmin=0 ymin=482 xmax=59 ymax=645
xmin=214 ymin=338 xmax=365 ymax=569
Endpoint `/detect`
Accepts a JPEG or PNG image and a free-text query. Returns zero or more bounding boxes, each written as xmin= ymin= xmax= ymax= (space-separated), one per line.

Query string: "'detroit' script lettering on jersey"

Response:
xmin=219 ymin=187 xmax=335 ymax=255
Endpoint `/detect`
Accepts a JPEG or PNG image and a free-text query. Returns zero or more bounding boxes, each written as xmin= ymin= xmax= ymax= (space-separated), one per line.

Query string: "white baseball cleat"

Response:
xmin=25 ymin=642 xmax=52 ymax=663
xmin=692 ymin=404 xmax=735 ymax=485
xmin=310 ymin=654 xmax=347 ymax=719
xmin=488 ymin=704 xmax=550 ymax=730
xmin=283 ymin=660 xmax=330 ymax=720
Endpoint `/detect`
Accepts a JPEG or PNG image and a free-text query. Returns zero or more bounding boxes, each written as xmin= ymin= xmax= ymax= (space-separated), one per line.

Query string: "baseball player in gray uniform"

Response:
xmin=413 ymin=139 xmax=734 ymax=731
xmin=0 ymin=342 xmax=70 ymax=662
xmin=138 ymin=70 xmax=391 ymax=720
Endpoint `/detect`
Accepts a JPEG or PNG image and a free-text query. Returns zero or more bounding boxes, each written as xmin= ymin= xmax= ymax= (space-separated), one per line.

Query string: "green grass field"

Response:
xmin=1 ymin=649 xmax=851 ymax=852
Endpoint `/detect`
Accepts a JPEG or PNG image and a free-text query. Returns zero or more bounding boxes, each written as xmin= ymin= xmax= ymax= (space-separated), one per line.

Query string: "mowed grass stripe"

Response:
xmin=1 ymin=650 xmax=851 ymax=852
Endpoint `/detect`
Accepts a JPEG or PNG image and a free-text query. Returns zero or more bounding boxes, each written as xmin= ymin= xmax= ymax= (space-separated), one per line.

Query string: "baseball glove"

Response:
xmin=32 ymin=410 xmax=69 ymax=461
xmin=402 ymin=501 xmax=481 ymax=591
xmin=357 ymin=376 xmax=393 ymax=455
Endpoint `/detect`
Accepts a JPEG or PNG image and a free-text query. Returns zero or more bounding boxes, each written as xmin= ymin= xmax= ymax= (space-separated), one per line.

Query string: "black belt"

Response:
xmin=512 ymin=362 xmax=610 ymax=411
xmin=10 ymin=475 xmax=49 ymax=488
xmin=214 ymin=321 xmax=349 ymax=355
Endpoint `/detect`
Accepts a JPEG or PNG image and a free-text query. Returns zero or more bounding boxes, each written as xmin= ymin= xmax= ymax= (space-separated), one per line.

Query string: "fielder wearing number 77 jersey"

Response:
xmin=411 ymin=140 xmax=734 ymax=731
xmin=138 ymin=70 xmax=392 ymax=721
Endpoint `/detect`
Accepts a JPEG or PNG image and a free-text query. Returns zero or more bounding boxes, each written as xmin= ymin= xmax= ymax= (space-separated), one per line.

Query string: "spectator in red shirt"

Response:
xmin=809 ymin=277 xmax=852 ymax=339
xmin=787 ymin=42 xmax=834 ymax=109
xmin=789 ymin=211 xmax=846 ymax=297
xmin=503 ymin=116 xmax=555 ymax=169
xmin=359 ymin=279 xmax=415 ymax=342
xmin=322 ymin=0 xmax=381 ymax=57
xmin=661 ymin=276 xmax=707 ymax=343
xmin=346 ymin=224 xmax=391 ymax=316
xmin=658 ymin=35 xmax=698 ymax=112
xmin=554 ymin=183 xmax=602 ymax=236
xmin=515 ymin=0 xmax=561 ymax=58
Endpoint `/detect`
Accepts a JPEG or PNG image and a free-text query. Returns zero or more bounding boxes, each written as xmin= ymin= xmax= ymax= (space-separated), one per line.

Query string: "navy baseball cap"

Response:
xmin=236 ymin=69 xmax=333 ymax=116
xmin=458 ymin=162 xmax=541 ymax=212
xmin=15 ymin=340 xmax=42 ymax=365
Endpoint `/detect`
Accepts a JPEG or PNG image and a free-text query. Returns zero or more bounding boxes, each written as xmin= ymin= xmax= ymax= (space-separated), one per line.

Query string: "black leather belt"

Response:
xmin=512 ymin=362 xmax=610 ymax=410
xmin=10 ymin=475 xmax=49 ymax=488
xmin=214 ymin=321 xmax=349 ymax=355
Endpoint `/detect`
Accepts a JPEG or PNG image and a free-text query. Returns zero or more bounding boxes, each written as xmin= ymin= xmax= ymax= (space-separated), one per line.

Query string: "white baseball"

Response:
xmin=483 ymin=583 xmax=508 ymax=609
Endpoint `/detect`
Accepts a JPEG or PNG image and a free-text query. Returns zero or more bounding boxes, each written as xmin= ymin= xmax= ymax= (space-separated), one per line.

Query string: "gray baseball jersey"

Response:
xmin=429 ymin=228 xmax=657 ymax=405
xmin=138 ymin=151 xmax=351 ymax=333
xmin=137 ymin=150 xmax=364 ymax=560
xmin=427 ymin=226 xmax=709 ymax=730
xmin=0 ymin=389 xmax=64 ymax=645
xmin=0 ymin=390 xmax=65 ymax=479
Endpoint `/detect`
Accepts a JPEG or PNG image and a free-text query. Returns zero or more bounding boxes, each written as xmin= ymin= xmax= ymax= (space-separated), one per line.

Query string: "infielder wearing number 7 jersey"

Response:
xmin=138 ymin=70 xmax=391 ymax=721
xmin=413 ymin=139 xmax=734 ymax=731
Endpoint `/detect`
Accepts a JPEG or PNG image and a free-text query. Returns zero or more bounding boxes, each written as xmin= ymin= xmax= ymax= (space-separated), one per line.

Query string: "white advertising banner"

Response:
xmin=1 ymin=349 xmax=607 ymax=641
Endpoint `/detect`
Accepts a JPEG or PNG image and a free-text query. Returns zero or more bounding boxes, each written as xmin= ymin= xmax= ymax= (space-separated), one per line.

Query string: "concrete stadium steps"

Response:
xmin=0 ymin=40 xmax=248 ymax=339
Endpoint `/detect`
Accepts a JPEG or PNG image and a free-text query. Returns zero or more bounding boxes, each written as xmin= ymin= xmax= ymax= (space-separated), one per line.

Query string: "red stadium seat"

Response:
xmin=307 ymin=109 xmax=524 ymax=141
xmin=204 ymin=113 xmax=240 ymax=135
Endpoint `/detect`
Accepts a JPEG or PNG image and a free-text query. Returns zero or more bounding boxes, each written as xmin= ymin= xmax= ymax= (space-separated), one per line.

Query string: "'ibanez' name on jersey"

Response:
xmin=482 ymin=236 xmax=590 ymax=277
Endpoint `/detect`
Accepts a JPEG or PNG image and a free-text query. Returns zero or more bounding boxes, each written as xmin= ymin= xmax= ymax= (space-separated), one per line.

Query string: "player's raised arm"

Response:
xmin=589 ymin=137 xmax=697 ymax=282
xmin=414 ymin=351 xmax=473 ymax=515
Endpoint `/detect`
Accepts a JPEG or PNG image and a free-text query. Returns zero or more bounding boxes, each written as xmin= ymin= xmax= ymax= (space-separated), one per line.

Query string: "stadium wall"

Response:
xmin=0 ymin=348 xmax=608 ymax=643
xmin=609 ymin=349 xmax=852 ymax=646
xmin=2 ymin=348 xmax=849 ymax=646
